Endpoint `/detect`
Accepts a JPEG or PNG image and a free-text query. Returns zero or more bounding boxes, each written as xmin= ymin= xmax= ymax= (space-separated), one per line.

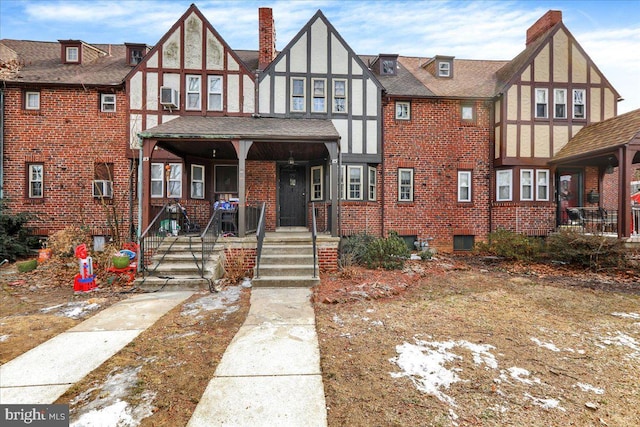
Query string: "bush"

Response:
xmin=0 ymin=200 xmax=39 ymax=262
xmin=339 ymin=233 xmax=375 ymax=266
xmin=546 ymin=230 xmax=627 ymax=271
xmin=363 ymin=231 xmax=410 ymax=270
xmin=475 ymin=229 xmax=544 ymax=262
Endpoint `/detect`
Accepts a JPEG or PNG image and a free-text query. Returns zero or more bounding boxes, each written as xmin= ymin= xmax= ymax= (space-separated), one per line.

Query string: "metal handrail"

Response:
xmin=312 ymin=202 xmax=318 ymax=278
xmin=254 ymin=202 xmax=267 ymax=279
xmin=139 ymin=202 xmax=172 ymax=278
xmin=198 ymin=209 xmax=222 ymax=278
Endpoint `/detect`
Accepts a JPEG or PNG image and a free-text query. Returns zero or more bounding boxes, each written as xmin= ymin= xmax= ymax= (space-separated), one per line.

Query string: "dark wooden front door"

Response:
xmin=279 ymin=164 xmax=306 ymax=227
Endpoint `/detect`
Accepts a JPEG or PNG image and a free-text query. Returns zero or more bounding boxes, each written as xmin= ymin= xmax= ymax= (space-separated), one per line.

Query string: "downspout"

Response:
xmin=0 ymin=88 xmax=4 ymax=199
xmin=137 ymin=141 xmax=143 ymax=239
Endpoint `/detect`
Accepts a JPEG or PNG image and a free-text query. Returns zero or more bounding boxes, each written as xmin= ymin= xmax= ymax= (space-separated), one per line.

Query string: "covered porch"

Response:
xmin=137 ymin=115 xmax=341 ymax=238
xmin=550 ymin=109 xmax=640 ymax=240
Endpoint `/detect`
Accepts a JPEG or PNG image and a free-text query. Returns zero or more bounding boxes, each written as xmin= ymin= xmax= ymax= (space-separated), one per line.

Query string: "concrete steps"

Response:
xmin=135 ymin=235 xmax=223 ymax=291
xmin=252 ymin=230 xmax=320 ymax=288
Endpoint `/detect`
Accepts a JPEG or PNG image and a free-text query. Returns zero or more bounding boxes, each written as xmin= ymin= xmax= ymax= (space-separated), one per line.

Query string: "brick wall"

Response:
xmin=491 ymin=204 xmax=556 ymax=236
xmin=246 ymin=160 xmax=277 ymax=231
xmin=3 ymin=85 xmax=133 ymax=238
xmin=381 ymin=98 xmax=492 ymax=251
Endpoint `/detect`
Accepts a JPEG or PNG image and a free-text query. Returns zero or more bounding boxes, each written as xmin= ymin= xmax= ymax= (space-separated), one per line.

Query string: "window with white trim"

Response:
xmin=208 ymin=76 xmax=223 ymax=111
xmin=398 ymin=168 xmax=414 ymax=202
xmin=167 ymin=163 xmax=182 ymax=198
xmin=66 ymin=46 xmax=79 ymax=62
xmin=535 ymin=88 xmax=548 ymax=118
xmin=458 ymin=170 xmax=472 ymax=202
xmin=368 ymin=166 xmax=377 ymax=201
xmin=496 ymin=170 xmax=512 ymax=201
xmin=151 ymin=163 xmax=164 ymax=198
xmin=573 ymin=89 xmax=586 ymax=119
xmin=396 ymin=101 xmax=410 ymax=120
xmin=347 ymin=165 xmax=363 ymax=200
xmin=554 ymin=88 xmax=567 ymax=119
xmin=340 ymin=165 xmax=345 ymax=200
xmin=536 ymin=170 xmax=549 ymax=201
xmin=520 ymin=169 xmax=534 ymax=201
xmin=312 ymin=78 xmax=326 ymax=112
xmin=25 ymin=91 xmax=40 ymax=110
xmin=291 ymin=77 xmax=305 ymax=112
xmin=191 ymin=164 xmax=205 ymax=199
xmin=311 ymin=166 xmax=323 ymax=201
xmin=333 ymin=79 xmax=346 ymax=113
xmin=28 ymin=163 xmax=43 ymax=198
xmin=100 ymin=94 xmax=116 ymax=112
xmin=186 ymin=75 xmax=201 ymax=110
xmin=438 ymin=61 xmax=450 ymax=77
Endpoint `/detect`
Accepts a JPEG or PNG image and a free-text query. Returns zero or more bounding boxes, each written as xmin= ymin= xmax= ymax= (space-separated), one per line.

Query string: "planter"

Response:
xmin=38 ymin=248 xmax=52 ymax=263
xmin=112 ymin=256 xmax=130 ymax=269
xmin=17 ymin=259 xmax=38 ymax=273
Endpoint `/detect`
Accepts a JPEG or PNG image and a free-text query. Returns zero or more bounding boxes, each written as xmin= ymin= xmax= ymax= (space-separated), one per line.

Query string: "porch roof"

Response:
xmin=138 ymin=116 xmax=340 ymax=143
xmin=550 ymin=109 xmax=640 ymax=164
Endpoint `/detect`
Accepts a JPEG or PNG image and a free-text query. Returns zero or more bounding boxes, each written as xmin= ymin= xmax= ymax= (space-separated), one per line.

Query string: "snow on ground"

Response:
xmin=180 ymin=285 xmax=241 ymax=318
xmin=575 ymin=382 xmax=605 ymax=394
xmin=70 ymin=365 xmax=156 ymax=427
xmin=40 ymin=300 xmax=101 ymax=319
xmin=524 ymin=392 xmax=566 ymax=411
xmin=611 ymin=312 xmax=640 ymax=319
xmin=0 ymin=334 xmax=9 ymax=342
xmin=530 ymin=337 xmax=561 ymax=352
xmin=597 ymin=331 xmax=640 ymax=359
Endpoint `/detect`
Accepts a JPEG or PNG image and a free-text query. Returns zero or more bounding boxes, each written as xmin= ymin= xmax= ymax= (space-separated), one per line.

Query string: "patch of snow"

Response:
xmin=389 ymin=339 xmax=497 ymax=406
xmin=332 ymin=314 xmax=344 ymax=326
xmin=530 ymin=337 xmax=560 ymax=352
xmin=181 ymin=286 xmax=241 ymax=318
xmin=41 ymin=301 xmax=100 ymax=319
xmin=500 ymin=367 xmax=541 ymax=385
xmin=611 ymin=312 xmax=640 ymax=319
xmin=575 ymin=382 xmax=605 ymax=395
xmin=599 ymin=332 xmax=640 ymax=359
xmin=410 ymin=254 xmax=421 ymax=260
xmin=524 ymin=393 xmax=566 ymax=411
xmin=167 ymin=331 xmax=199 ymax=340
xmin=365 ymin=308 xmax=375 ymax=313
xmin=0 ymin=334 xmax=9 ymax=342
xmin=370 ymin=320 xmax=384 ymax=326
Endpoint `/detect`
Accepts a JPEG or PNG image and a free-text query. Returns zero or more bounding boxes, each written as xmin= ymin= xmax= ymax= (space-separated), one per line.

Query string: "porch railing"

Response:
xmin=245 ymin=203 xmax=262 ymax=234
xmin=198 ymin=209 xmax=222 ymax=277
xmin=561 ymin=207 xmax=618 ymax=234
xmin=633 ymin=206 xmax=640 ymax=236
xmin=254 ymin=202 xmax=267 ymax=279
xmin=312 ymin=202 xmax=318 ymax=278
xmin=139 ymin=202 xmax=173 ymax=278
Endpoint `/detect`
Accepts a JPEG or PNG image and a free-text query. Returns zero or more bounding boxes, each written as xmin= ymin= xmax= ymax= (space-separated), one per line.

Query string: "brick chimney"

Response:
xmin=258 ymin=7 xmax=276 ymax=70
xmin=526 ymin=10 xmax=562 ymax=46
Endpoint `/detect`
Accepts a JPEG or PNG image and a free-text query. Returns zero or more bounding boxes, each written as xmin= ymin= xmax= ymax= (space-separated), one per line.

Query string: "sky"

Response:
xmin=1 ymin=0 xmax=639 ymax=113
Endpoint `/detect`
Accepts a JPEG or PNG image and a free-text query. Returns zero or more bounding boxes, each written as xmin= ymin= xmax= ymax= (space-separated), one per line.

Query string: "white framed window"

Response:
xmin=554 ymin=88 xmax=567 ymax=119
xmin=368 ymin=166 xmax=377 ymax=201
xmin=151 ymin=163 xmax=164 ymax=198
xmin=573 ymin=89 xmax=586 ymax=119
xmin=311 ymin=166 xmax=323 ymax=201
xmin=520 ymin=169 xmax=534 ymax=201
xmin=438 ymin=61 xmax=450 ymax=77
xmin=208 ymin=75 xmax=223 ymax=111
xmin=535 ymin=88 xmax=548 ymax=118
xmin=381 ymin=59 xmax=396 ymax=75
xmin=191 ymin=164 xmax=205 ymax=199
xmin=458 ymin=170 xmax=472 ymax=202
xmin=186 ymin=75 xmax=201 ymax=110
xmin=66 ymin=46 xmax=79 ymax=62
xmin=28 ymin=164 xmax=43 ymax=198
xmin=167 ymin=163 xmax=182 ymax=198
xmin=461 ymin=104 xmax=474 ymax=121
xmin=536 ymin=169 xmax=549 ymax=201
xmin=496 ymin=170 xmax=513 ymax=201
xmin=396 ymin=101 xmax=410 ymax=120
xmin=312 ymin=78 xmax=326 ymax=112
xmin=100 ymin=94 xmax=116 ymax=112
xmin=291 ymin=77 xmax=306 ymax=112
xmin=398 ymin=168 xmax=414 ymax=202
xmin=333 ymin=79 xmax=347 ymax=113
xmin=340 ymin=165 xmax=346 ymax=200
xmin=347 ymin=165 xmax=363 ymax=200
xmin=25 ymin=91 xmax=40 ymax=110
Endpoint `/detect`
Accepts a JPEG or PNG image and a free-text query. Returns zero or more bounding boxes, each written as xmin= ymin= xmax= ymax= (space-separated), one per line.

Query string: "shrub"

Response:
xmin=475 ymin=229 xmax=544 ymax=262
xmin=0 ymin=200 xmax=39 ymax=262
xmin=363 ymin=231 xmax=410 ymax=270
xmin=224 ymin=251 xmax=251 ymax=284
xmin=339 ymin=233 xmax=375 ymax=266
xmin=546 ymin=230 xmax=627 ymax=271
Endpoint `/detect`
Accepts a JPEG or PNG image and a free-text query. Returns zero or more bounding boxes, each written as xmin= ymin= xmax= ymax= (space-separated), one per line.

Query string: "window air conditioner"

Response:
xmin=160 ymin=86 xmax=179 ymax=108
xmin=92 ymin=180 xmax=113 ymax=198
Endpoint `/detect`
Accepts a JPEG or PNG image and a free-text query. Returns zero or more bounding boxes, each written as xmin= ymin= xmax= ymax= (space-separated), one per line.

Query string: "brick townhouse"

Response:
xmin=1 ymin=4 xmax=638 ymax=258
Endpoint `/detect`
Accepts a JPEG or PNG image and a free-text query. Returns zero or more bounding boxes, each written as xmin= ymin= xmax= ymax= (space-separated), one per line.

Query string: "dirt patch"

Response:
xmin=314 ymin=256 xmax=640 ymax=426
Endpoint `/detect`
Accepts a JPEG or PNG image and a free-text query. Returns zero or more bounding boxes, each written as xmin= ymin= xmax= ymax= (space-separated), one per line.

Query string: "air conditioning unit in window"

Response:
xmin=92 ymin=180 xmax=113 ymax=198
xmin=160 ymin=86 xmax=179 ymax=108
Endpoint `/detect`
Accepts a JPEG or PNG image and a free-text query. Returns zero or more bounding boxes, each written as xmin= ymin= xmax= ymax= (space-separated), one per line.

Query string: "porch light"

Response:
xmin=289 ymin=152 xmax=295 ymax=165
xmin=212 ymin=149 xmax=216 ymax=158
xmin=605 ymin=157 xmax=614 ymax=174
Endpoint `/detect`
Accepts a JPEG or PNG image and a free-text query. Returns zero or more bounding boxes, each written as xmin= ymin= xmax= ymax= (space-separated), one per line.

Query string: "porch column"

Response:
xmin=141 ymin=138 xmax=159 ymax=232
xmin=325 ymin=141 xmax=340 ymax=237
xmin=232 ymin=139 xmax=253 ymax=237
xmin=619 ymin=146 xmax=632 ymax=238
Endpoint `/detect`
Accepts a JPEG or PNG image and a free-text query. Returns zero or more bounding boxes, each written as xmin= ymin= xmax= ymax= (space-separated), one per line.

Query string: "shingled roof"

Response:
xmin=0 ymin=39 xmax=131 ymax=86
xmin=551 ymin=109 xmax=640 ymax=163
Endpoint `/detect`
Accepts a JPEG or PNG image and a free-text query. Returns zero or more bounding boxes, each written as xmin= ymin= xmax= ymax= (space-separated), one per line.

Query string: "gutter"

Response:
xmin=0 ymin=88 xmax=4 ymax=199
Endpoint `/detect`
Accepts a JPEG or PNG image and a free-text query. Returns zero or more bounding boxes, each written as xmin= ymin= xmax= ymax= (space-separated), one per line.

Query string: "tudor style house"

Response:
xmin=1 ymin=5 xmax=638 ymax=262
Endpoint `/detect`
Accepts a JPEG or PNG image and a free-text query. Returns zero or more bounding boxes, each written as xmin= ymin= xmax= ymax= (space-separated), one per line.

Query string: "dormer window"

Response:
xmin=59 ymin=40 xmax=82 ymax=64
xmin=378 ymin=54 xmax=398 ymax=76
xmin=438 ymin=62 xmax=450 ymax=77
xmin=434 ymin=55 xmax=454 ymax=78
xmin=125 ymin=43 xmax=148 ymax=66
xmin=66 ymin=47 xmax=79 ymax=62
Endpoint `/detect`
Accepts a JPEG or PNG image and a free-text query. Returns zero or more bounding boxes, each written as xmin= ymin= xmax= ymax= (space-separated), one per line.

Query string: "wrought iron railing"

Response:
xmin=245 ymin=203 xmax=261 ymax=234
xmin=254 ymin=202 xmax=267 ymax=279
xmin=312 ymin=202 xmax=318 ymax=278
xmin=633 ymin=207 xmax=640 ymax=236
xmin=561 ymin=207 xmax=618 ymax=234
xmin=139 ymin=202 xmax=173 ymax=278
xmin=198 ymin=209 xmax=222 ymax=277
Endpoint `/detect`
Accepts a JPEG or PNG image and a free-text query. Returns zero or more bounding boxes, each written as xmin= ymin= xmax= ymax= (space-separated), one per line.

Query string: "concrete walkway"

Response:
xmin=187 ymin=287 xmax=328 ymax=427
xmin=0 ymin=291 xmax=193 ymax=404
